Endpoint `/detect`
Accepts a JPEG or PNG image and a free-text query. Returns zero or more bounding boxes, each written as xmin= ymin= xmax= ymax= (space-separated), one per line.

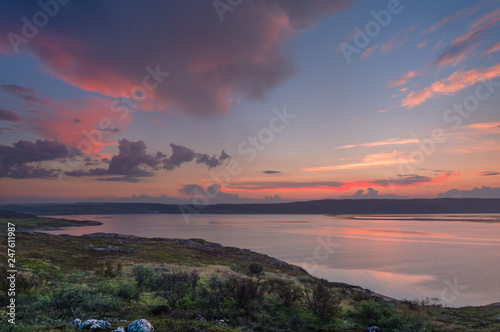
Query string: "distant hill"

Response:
xmin=0 ymin=210 xmax=38 ymax=219
xmin=2 ymin=198 xmax=500 ymax=216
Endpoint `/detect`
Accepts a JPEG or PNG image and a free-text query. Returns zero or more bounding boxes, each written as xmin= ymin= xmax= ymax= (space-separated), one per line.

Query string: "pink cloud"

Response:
xmin=487 ymin=42 xmax=500 ymax=54
xmin=336 ymin=138 xmax=419 ymax=149
xmin=26 ymin=97 xmax=131 ymax=153
xmin=466 ymin=121 xmax=500 ymax=129
xmin=380 ymin=25 xmax=416 ymax=54
xmin=388 ymin=70 xmax=421 ymax=88
xmin=360 ymin=45 xmax=379 ymax=60
xmin=0 ymin=1 xmax=351 ymax=115
xmin=302 ymin=151 xmax=402 ymax=172
xmin=402 ymin=63 xmax=500 ymax=107
xmin=434 ymin=7 xmax=500 ymax=68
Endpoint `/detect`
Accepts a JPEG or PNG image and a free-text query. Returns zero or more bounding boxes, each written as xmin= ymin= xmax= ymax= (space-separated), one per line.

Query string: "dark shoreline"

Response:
xmin=3 ymin=198 xmax=500 ymax=216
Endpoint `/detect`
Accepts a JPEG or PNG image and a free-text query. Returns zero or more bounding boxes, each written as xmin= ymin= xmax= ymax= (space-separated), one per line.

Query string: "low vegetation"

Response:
xmin=0 ymin=222 xmax=499 ymax=331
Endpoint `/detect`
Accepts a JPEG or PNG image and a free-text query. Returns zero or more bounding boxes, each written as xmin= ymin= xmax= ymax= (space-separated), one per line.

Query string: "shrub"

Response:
xmin=199 ymin=275 xmax=230 ymax=320
xmin=247 ymin=263 xmax=263 ymax=277
xmin=227 ymin=277 xmax=265 ymax=311
xmin=131 ymin=264 xmax=155 ymax=289
xmin=22 ymin=283 xmax=123 ymax=321
xmin=116 ymin=283 xmax=139 ymax=301
xmin=96 ymin=260 xmax=122 ymax=278
xmin=304 ymin=279 xmax=342 ymax=321
xmin=354 ymin=300 xmax=433 ymax=330
xmin=266 ymin=277 xmax=303 ymax=307
xmin=154 ymin=270 xmax=200 ymax=306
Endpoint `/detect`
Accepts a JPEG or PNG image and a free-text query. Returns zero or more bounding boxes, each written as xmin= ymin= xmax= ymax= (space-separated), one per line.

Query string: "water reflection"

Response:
xmin=40 ymin=213 xmax=500 ymax=307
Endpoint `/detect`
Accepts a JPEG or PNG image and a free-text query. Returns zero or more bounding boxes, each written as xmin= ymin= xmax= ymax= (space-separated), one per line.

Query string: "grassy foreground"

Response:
xmin=0 ymin=217 xmax=499 ymax=331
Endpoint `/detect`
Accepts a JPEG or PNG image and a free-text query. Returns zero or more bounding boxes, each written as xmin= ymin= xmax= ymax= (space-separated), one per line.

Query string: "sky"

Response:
xmin=0 ymin=0 xmax=500 ymax=204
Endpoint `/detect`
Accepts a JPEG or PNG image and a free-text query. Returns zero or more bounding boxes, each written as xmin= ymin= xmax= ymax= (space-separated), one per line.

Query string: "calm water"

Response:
xmin=41 ymin=213 xmax=500 ymax=307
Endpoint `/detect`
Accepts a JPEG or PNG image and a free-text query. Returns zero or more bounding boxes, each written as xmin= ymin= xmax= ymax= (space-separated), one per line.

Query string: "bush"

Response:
xmin=132 ymin=264 xmax=156 ymax=289
xmin=266 ymin=277 xmax=303 ymax=307
xmin=304 ymin=279 xmax=342 ymax=321
xmin=199 ymin=275 xmax=231 ymax=320
xmin=227 ymin=277 xmax=265 ymax=311
xmin=354 ymin=300 xmax=395 ymax=326
xmin=116 ymin=283 xmax=139 ymax=301
xmin=154 ymin=270 xmax=200 ymax=306
xmin=354 ymin=300 xmax=435 ymax=330
xmin=21 ymin=283 xmax=123 ymax=321
xmin=95 ymin=260 xmax=122 ymax=278
xmin=247 ymin=262 xmax=263 ymax=277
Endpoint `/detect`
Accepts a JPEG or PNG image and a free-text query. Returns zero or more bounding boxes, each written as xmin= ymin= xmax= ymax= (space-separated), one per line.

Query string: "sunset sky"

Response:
xmin=1 ymin=0 xmax=500 ymax=203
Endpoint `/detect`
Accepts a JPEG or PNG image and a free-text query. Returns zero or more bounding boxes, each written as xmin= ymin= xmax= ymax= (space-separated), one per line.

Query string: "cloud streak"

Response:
xmin=226 ymin=174 xmax=446 ymax=191
xmin=402 ymin=63 xmax=500 ymax=108
xmin=388 ymin=71 xmax=421 ymax=88
xmin=303 ymin=151 xmax=402 ymax=172
xmin=336 ymin=138 xmax=419 ymax=150
xmin=433 ymin=7 xmax=500 ymax=68
xmin=0 ymin=109 xmax=23 ymax=122
xmin=420 ymin=7 xmax=477 ymax=36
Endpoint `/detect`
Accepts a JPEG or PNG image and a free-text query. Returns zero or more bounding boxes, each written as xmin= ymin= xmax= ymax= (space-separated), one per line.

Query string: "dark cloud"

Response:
xmin=100 ymin=127 xmax=120 ymax=133
xmin=0 ymin=84 xmax=50 ymax=107
xmin=177 ymin=184 xmax=285 ymax=204
xmin=0 ymin=109 xmax=23 ymax=122
xmin=66 ymin=139 xmax=230 ymax=181
xmin=229 ymin=175 xmax=440 ymax=191
xmin=438 ymin=186 xmax=500 ymax=198
xmin=263 ymin=170 xmax=281 ymax=174
xmin=96 ymin=177 xmax=140 ymax=183
xmin=164 ymin=144 xmax=229 ymax=171
xmin=65 ymin=168 xmax=108 ymax=177
xmin=481 ymin=172 xmax=499 ymax=176
xmin=0 ymin=1 xmax=351 ymax=115
xmin=108 ymin=139 xmax=163 ymax=177
xmin=74 ymin=118 xmax=81 ymax=123
xmin=8 ymin=164 xmax=55 ymax=179
xmin=0 ymin=139 xmax=70 ymax=178
xmin=373 ymin=174 xmax=433 ymax=187
xmin=178 ymin=184 xmax=218 ymax=196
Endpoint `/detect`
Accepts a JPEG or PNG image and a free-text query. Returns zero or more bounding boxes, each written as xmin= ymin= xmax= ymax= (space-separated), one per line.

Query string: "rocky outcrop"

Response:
xmin=72 ymin=318 xmax=82 ymax=327
xmin=128 ymin=319 xmax=154 ymax=332
xmin=78 ymin=319 xmax=111 ymax=330
xmin=72 ymin=318 xmax=153 ymax=331
xmin=365 ymin=326 xmax=382 ymax=332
